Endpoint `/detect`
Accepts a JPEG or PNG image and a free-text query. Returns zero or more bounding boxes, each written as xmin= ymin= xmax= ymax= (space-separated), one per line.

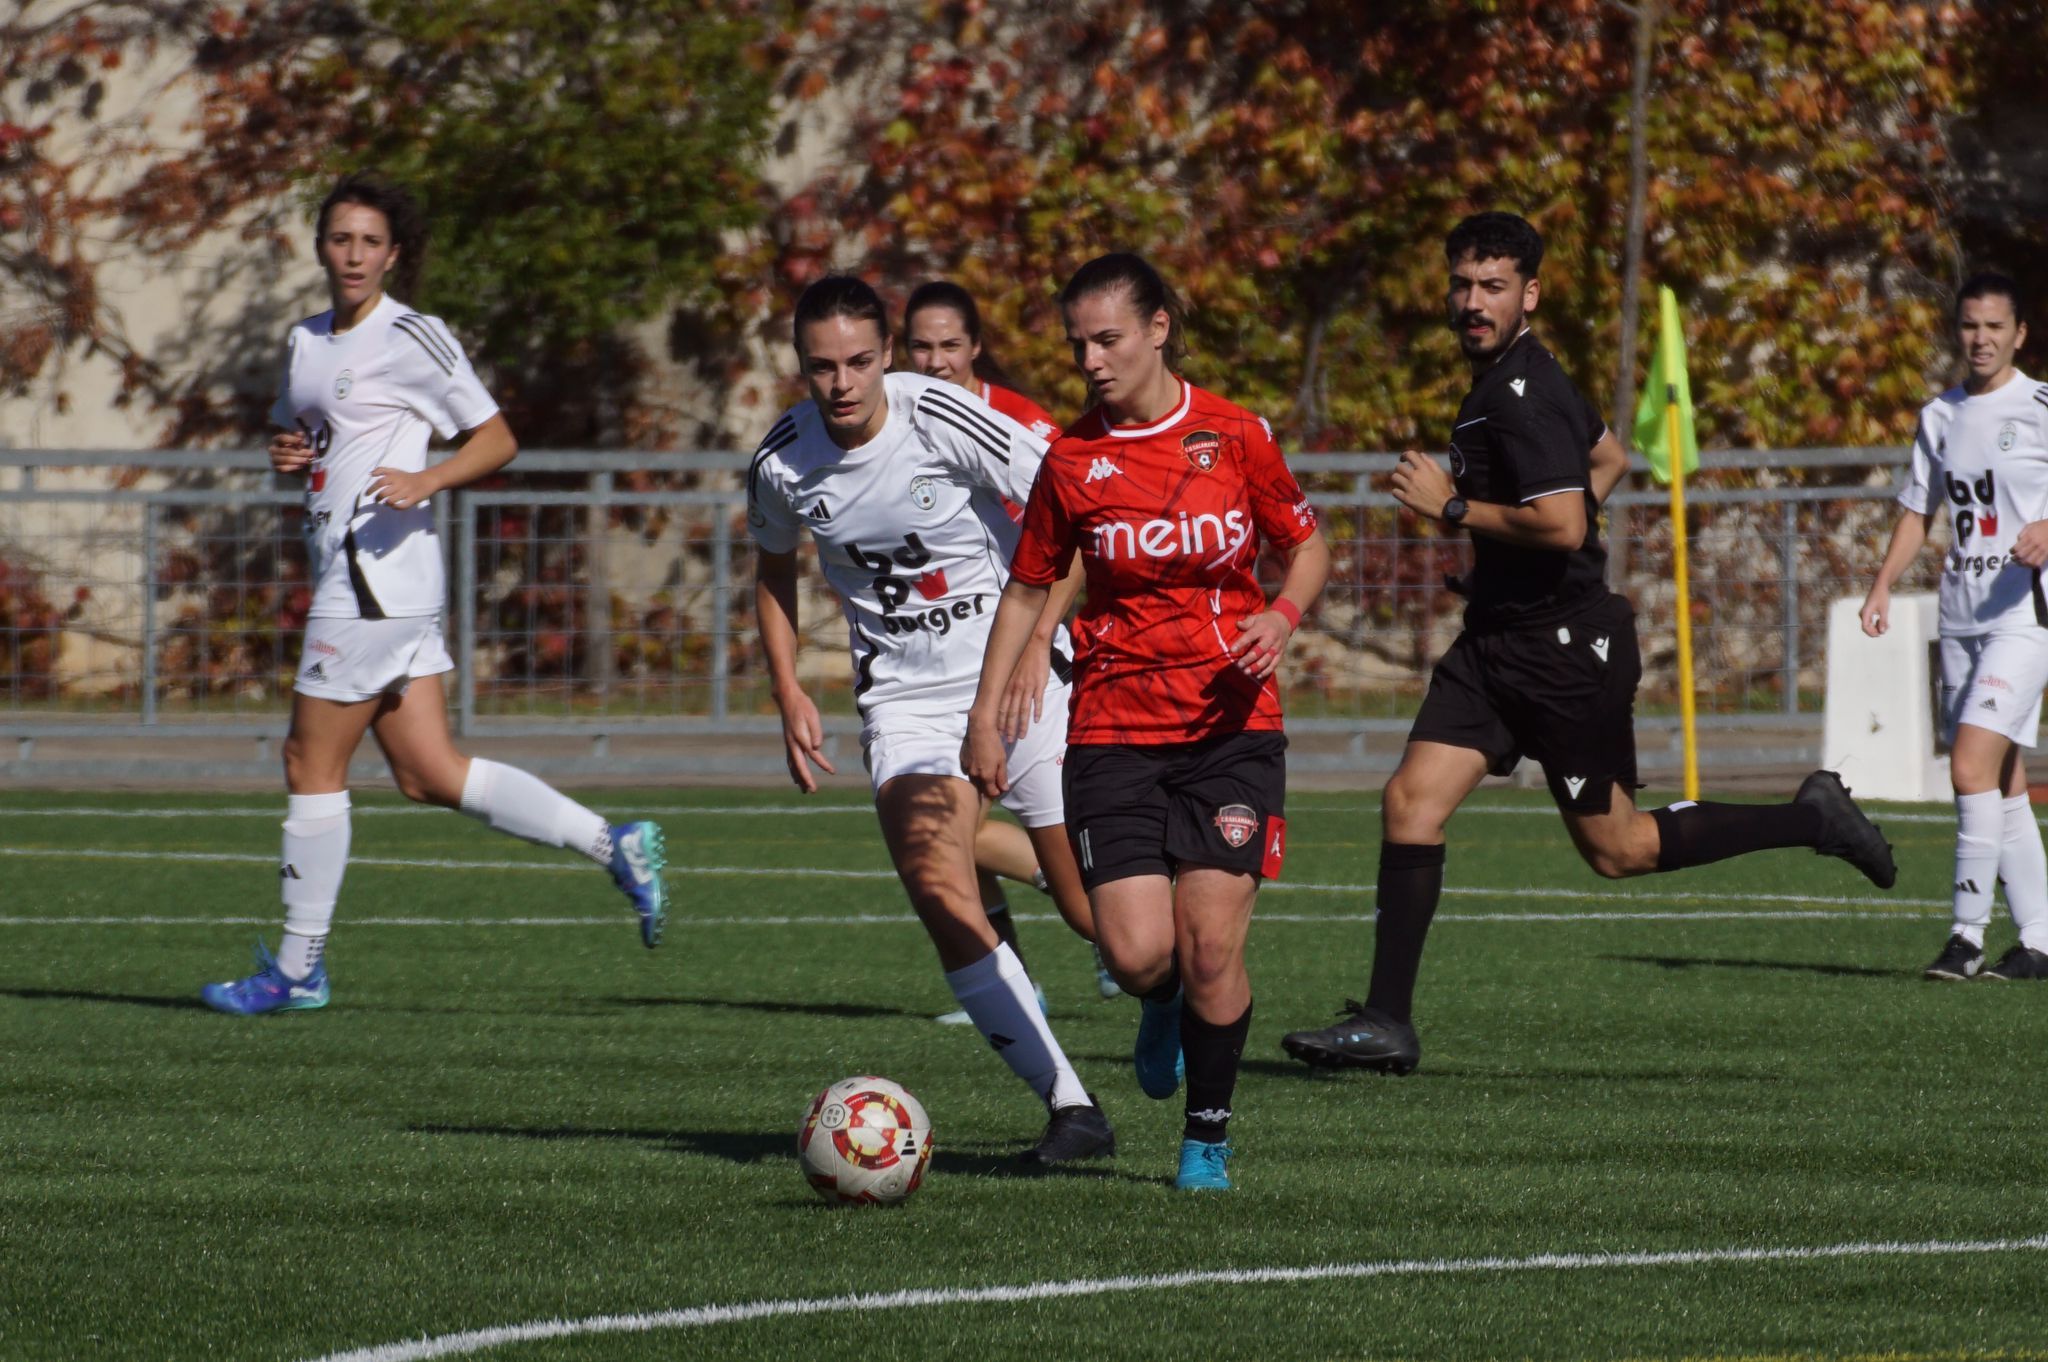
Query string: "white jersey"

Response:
xmin=1898 ymin=371 xmax=2048 ymax=636
xmin=269 ymin=294 xmax=499 ymax=619
xmin=747 ymin=371 xmax=1068 ymax=718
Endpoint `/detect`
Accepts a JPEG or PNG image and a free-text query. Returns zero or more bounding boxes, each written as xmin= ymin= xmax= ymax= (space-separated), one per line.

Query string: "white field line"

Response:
xmin=305 ymin=1233 xmax=2048 ymax=1362
xmin=0 ymin=845 xmax=1947 ymax=912
xmin=0 ymin=803 xmax=1978 ymax=827
xmin=0 ymin=908 xmax=1942 ymax=929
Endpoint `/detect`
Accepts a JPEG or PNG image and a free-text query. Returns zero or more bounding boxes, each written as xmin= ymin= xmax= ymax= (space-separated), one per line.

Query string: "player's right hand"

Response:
xmin=269 ymin=430 xmax=312 ymax=474
xmin=776 ymin=689 xmax=836 ymax=794
xmin=961 ymin=714 xmax=1009 ymax=800
xmin=1859 ymin=586 xmax=1889 ymax=637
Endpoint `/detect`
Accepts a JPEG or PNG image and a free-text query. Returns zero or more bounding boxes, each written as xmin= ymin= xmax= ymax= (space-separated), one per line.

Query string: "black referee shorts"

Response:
xmin=1062 ymin=732 xmax=1288 ymax=891
xmin=1407 ymin=592 xmax=1641 ymax=814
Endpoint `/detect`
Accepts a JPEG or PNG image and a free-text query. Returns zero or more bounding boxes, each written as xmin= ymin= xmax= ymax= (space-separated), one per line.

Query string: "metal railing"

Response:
xmin=0 ymin=447 xmax=1929 ymax=773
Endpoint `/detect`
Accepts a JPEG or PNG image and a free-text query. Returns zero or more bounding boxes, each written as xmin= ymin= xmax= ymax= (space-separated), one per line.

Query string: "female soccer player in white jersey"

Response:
xmin=200 ymin=173 xmax=667 ymax=1016
xmin=903 ymin=280 xmax=1118 ymax=1011
xmin=749 ymin=276 xmax=1114 ymax=1164
xmin=1862 ymin=272 xmax=2048 ymax=981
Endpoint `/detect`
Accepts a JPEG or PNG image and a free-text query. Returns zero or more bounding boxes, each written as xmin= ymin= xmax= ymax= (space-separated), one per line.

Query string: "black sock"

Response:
xmin=986 ymin=904 xmax=1025 ymax=968
xmin=1650 ymin=801 xmax=1824 ymax=872
xmin=1133 ymin=955 xmax=1181 ymax=1005
xmin=1364 ymin=841 xmax=1445 ymax=1025
xmin=1182 ymin=999 xmax=1252 ymax=1144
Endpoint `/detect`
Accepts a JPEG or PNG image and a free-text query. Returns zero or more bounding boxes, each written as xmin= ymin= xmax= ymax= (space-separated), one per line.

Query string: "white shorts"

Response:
xmin=1940 ymin=630 xmax=2048 ymax=749
xmin=295 ymin=615 xmax=454 ymax=703
xmin=861 ymin=682 xmax=1072 ymax=829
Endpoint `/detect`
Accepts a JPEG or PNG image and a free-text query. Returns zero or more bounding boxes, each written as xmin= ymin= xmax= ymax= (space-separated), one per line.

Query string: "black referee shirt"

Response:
xmin=1446 ymin=329 xmax=1609 ymax=631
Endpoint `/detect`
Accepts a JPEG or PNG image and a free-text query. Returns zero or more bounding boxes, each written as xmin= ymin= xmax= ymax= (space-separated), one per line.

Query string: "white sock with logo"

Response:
xmin=1951 ymin=790 xmax=2002 ymax=948
xmin=278 ymin=791 xmax=350 ymax=981
xmin=458 ymin=758 xmax=612 ymax=866
xmin=943 ymin=943 xmax=1090 ymax=1110
xmin=2001 ymin=794 xmax=2048 ymax=952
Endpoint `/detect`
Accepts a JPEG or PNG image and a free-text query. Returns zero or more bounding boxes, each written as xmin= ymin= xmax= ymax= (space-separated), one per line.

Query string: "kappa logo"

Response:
xmin=1563 ymin=776 xmax=1588 ymax=799
xmin=1085 ymin=456 xmax=1123 ymax=484
xmin=1029 ymin=419 xmax=1057 ymax=440
xmin=1591 ymin=635 xmax=1611 ymax=662
xmin=1213 ymin=803 xmax=1259 ymax=848
xmin=1509 ymin=377 xmax=1527 ymax=396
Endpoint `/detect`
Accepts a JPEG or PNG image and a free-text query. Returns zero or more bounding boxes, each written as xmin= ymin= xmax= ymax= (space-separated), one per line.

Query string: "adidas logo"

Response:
xmin=1085 ymin=456 xmax=1122 ymax=483
xmin=1980 ymin=698 xmax=1998 ymax=710
xmin=987 ymin=1032 xmax=1015 ymax=1050
xmin=1956 ymin=879 xmax=1981 ymax=894
xmin=280 ymin=863 xmax=301 ymax=880
xmin=304 ymin=662 xmax=325 ymax=681
xmin=1563 ymin=776 xmax=1588 ymax=798
xmin=808 ymin=500 xmax=831 ymax=521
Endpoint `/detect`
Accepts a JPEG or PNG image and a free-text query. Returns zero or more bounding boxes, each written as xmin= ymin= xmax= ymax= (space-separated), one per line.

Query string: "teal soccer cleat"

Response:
xmin=200 ymin=941 xmax=329 ymax=1016
xmin=609 ymin=821 xmax=667 ymax=948
xmin=1174 ymin=1138 xmax=1233 ymax=1191
xmin=1133 ymin=989 xmax=1184 ymax=1098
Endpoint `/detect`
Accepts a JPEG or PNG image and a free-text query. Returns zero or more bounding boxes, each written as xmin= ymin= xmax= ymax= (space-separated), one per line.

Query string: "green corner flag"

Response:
xmin=1632 ymin=285 xmax=1700 ymax=486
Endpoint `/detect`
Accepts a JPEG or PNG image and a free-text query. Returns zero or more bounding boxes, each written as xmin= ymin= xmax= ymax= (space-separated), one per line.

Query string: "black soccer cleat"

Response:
xmin=1280 ymin=1000 xmax=1421 ymax=1075
xmin=1982 ymin=943 xmax=2048 ymax=981
xmin=1019 ymin=1095 xmax=1115 ymax=1165
xmin=1795 ymin=769 xmax=1898 ymax=889
xmin=1923 ymin=933 xmax=1984 ymax=981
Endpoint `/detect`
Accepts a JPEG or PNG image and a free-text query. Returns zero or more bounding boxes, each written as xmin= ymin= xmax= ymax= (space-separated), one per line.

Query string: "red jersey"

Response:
xmin=1010 ymin=380 xmax=1317 ymax=745
xmin=981 ymin=382 xmax=1061 ymax=522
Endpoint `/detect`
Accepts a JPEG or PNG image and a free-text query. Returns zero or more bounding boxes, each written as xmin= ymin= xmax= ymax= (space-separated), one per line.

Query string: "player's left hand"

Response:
xmin=2014 ymin=520 xmax=2048 ymax=567
xmin=997 ymin=638 xmax=1053 ymax=742
xmin=1389 ymin=449 xmax=1454 ymax=521
xmin=1229 ymin=610 xmax=1293 ymax=681
xmin=367 ymin=466 xmax=438 ymax=510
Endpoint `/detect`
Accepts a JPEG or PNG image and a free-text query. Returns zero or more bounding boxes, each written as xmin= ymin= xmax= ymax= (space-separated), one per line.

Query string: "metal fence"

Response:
xmin=0 ymin=448 xmax=1931 ymax=774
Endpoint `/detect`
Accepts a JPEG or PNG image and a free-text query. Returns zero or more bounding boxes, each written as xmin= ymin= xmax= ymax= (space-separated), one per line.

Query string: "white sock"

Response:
xmin=278 ymin=791 xmax=350 ymax=980
xmin=1952 ymin=790 xmax=2002 ymax=948
xmin=944 ymin=943 xmax=1089 ymax=1110
xmin=459 ymin=758 xmax=611 ymax=865
xmin=2002 ymin=794 xmax=2048 ymax=952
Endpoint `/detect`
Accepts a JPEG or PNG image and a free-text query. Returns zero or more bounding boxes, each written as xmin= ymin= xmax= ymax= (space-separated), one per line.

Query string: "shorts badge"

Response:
xmin=1182 ymin=430 xmax=1222 ymax=472
xmin=1213 ymin=803 xmax=1258 ymax=848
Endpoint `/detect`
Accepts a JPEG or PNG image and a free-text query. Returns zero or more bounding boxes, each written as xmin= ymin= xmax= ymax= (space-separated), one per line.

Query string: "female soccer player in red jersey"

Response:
xmin=963 ymin=253 xmax=1330 ymax=1190
xmin=903 ymin=281 xmax=1117 ymax=1011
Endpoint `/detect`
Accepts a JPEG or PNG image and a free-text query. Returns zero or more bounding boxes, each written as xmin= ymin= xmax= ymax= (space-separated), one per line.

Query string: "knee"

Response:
xmin=1098 ymin=937 xmax=1169 ymax=993
xmin=1380 ymin=775 xmax=1446 ymax=844
xmin=390 ymin=760 xmax=462 ymax=808
xmin=1178 ymin=933 xmax=1239 ymax=993
xmin=281 ymin=734 xmax=338 ymax=794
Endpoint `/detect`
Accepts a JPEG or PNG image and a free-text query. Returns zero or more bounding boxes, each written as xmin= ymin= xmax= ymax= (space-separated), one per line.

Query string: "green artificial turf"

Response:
xmin=0 ymin=786 xmax=2040 ymax=1361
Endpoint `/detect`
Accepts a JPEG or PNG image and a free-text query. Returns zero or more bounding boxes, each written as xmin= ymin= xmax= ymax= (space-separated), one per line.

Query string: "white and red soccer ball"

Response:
xmin=797 ymin=1075 xmax=933 ymax=1206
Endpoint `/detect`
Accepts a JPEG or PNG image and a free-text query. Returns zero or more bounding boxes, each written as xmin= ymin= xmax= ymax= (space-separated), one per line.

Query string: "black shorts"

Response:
xmin=1408 ymin=592 xmax=1640 ymax=813
xmin=1062 ymin=732 xmax=1288 ymax=891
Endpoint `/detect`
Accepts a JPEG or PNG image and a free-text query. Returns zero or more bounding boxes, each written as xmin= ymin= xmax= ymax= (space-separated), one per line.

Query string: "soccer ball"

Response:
xmin=797 ymin=1075 xmax=933 ymax=1206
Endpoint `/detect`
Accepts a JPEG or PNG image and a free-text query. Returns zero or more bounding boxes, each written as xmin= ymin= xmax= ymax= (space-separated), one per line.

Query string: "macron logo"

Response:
xmin=1509 ymin=377 xmax=1527 ymax=396
xmin=1591 ymin=635 xmax=1610 ymax=662
xmin=1085 ymin=457 xmax=1122 ymax=484
xmin=1563 ymin=776 xmax=1587 ymax=799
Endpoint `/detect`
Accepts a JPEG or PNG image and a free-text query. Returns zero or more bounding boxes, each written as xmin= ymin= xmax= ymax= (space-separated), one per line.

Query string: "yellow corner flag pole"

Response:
xmin=1666 ymin=389 xmax=1698 ymax=800
xmin=1634 ymin=285 xmax=1702 ymax=800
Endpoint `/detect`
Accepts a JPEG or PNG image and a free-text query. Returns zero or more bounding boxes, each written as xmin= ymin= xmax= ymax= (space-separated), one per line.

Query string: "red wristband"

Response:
xmin=1269 ymin=597 xmax=1302 ymax=631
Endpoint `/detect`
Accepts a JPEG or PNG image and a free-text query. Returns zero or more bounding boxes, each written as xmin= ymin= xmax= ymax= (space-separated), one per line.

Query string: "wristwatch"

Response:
xmin=1441 ymin=496 xmax=1469 ymax=526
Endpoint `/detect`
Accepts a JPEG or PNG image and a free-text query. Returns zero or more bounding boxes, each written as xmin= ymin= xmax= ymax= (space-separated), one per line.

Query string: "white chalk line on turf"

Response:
xmin=304 ymin=1233 xmax=2048 ymax=1362
xmin=0 ymin=908 xmax=1942 ymax=929
xmin=0 ymin=845 xmax=1943 ymax=912
xmin=0 ymin=803 xmax=1980 ymax=827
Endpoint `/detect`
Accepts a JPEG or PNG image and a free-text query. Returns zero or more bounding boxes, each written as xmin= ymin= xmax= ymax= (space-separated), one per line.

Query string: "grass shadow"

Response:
xmin=1603 ymin=954 xmax=1900 ymax=980
xmin=0 ymin=986 xmax=208 ymax=1012
xmin=608 ymin=995 xmax=930 ymax=1021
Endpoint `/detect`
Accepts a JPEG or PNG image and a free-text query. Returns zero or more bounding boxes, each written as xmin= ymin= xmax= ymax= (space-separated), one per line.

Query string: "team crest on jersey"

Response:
xmin=2000 ymin=421 xmax=2019 ymax=452
xmin=334 ymin=369 xmax=354 ymax=400
xmin=1182 ymin=430 xmax=1222 ymax=471
xmin=909 ymin=474 xmax=938 ymax=511
xmin=1213 ymin=803 xmax=1258 ymax=848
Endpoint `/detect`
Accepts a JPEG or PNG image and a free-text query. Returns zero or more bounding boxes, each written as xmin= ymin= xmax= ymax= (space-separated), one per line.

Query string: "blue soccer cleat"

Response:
xmin=609 ymin=821 xmax=667 ymax=948
xmin=200 ymin=941 xmax=329 ymax=1016
xmin=1134 ymin=988 xmax=1185 ymax=1098
xmin=1175 ymin=1138 xmax=1233 ymax=1191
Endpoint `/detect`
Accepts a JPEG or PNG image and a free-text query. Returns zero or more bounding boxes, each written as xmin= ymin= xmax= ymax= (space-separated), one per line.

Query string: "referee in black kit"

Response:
xmin=1281 ymin=212 xmax=1898 ymax=1075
